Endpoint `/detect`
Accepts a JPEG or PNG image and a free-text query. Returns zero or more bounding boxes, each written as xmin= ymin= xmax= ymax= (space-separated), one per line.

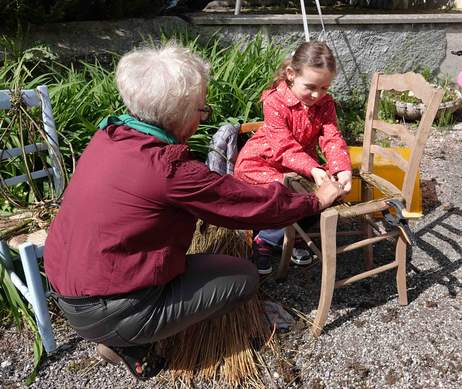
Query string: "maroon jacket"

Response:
xmin=44 ymin=125 xmax=321 ymax=297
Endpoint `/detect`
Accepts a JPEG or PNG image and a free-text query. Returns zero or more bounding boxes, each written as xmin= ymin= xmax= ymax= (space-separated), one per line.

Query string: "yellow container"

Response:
xmin=344 ymin=146 xmax=422 ymax=216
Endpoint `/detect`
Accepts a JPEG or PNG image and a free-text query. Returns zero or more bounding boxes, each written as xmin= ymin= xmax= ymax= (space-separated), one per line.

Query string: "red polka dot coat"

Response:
xmin=235 ymin=81 xmax=352 ymax=185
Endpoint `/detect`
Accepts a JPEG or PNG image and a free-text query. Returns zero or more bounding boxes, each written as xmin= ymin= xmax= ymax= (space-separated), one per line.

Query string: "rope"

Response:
xmin=314 ymin=0 xmax=327 ymax=41
xmin=299 ymin=0 xmax=327 ymax=42
xmin=299 ymin=0 xmax=310 ymax=42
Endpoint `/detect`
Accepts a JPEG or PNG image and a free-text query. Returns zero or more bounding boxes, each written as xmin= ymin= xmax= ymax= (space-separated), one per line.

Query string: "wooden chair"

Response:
xmin=276 ymin=72 xmax=444 ymax=336
xmin=0 ymin=85 xmax=65 ymax=353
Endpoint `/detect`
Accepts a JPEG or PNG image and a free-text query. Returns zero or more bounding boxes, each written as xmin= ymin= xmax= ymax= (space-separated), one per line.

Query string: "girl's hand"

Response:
xmin=335 ymin=170 xmax=352 ymax=193
xmin=310 ymin=167 xmax=329 ymax=187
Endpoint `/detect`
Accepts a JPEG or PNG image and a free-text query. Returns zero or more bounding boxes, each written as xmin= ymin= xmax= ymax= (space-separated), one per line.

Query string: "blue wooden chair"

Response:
xmin=0 ymin=85 xmax=65 ymax=353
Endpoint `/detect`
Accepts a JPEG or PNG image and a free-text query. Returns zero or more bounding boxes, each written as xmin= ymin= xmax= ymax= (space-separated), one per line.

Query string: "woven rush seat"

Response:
xmin=286 ymin=172 xmax=403 ymax=219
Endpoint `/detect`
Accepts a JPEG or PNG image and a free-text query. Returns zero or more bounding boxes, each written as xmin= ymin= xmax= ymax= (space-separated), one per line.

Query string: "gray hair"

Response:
xmin=115 ymin=43 xmax=210 ymax=135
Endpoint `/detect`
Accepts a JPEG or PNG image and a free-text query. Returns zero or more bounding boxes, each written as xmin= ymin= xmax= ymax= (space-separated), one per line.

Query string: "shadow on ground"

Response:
xmin=261 ymin=206 xmax=462 ymax=333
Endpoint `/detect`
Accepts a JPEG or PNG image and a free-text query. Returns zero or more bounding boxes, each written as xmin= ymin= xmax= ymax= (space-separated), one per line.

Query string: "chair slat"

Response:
xmin=377 ymin=72 xmax=436 ymax=105
xmin=335 ymin=261 xmax=399 ymax=288
xmin=372 ymin=120 xmax=415 ymax=147
xmin=0 ymin=92 xmax=12 ymax=109
xmin=1 ymin=143 xmax=48 ymax=161
xmin=336 ymin=198 xmax=390 ymax=217
xmin=336 ymin=230 xmax=399 ymax=254
xmin=370 ymin=145 xmax=409 ymax=172
xmin=1 ymin=168 xmax=54 ymax=187
xmin=8 ymin=269 xmax=34 ymax=305
xmin=0 ymin=89 xmax=41 ymax=109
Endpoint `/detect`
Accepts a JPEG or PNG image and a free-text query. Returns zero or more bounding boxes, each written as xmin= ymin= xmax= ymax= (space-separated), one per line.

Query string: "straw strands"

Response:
xmin=187 ymin=220 xmax=253 ymax=259
xmin=161 ymin=220 xmax=276 ymax=388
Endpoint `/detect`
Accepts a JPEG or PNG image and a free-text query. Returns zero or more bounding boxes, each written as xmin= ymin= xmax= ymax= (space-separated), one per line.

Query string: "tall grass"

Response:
xmin=2 ymin=33 xmax=287 ymax=163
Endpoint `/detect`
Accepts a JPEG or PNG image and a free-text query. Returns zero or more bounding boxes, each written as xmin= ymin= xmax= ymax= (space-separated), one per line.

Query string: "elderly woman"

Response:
xmin=44 ymin=44 xmax=342 ymax=380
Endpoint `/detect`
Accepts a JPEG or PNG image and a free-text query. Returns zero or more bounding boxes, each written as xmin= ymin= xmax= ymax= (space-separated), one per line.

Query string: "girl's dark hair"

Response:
xmin=271 ymin=41 xmax=336 ymax=89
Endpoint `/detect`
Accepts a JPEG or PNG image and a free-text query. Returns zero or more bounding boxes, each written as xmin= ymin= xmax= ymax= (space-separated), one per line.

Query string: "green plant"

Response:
xmin=378 ymin=92 xmax=397 ymax=122
xmin=336 ymin=90 xmax=367 ymax=145
xmin=0 ymin=46 xmax=69 ymax=210
xmin=435 ymin=106 xmax=455 ymax=128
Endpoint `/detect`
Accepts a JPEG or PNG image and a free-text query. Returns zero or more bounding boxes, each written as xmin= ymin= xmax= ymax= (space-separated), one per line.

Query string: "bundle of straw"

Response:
xmin=161 ymin=220 xmax=275 ymax=388
xmin=187 ymin=220 xmax=253 ymax=259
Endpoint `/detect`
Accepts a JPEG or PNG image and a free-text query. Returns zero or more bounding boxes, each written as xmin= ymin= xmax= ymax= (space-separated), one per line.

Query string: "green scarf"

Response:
xmin=98 ymin=114 xmax=177 ymax=145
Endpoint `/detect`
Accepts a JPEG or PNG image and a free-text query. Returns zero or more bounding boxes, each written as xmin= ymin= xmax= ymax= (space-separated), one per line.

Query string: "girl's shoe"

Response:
xmin=290 ymin=247 xmax=315 ymax=266
xmin=96 ymin=343 xmax=165 ymax=381
xmin=256 ymin=254 xmax=273 ymax=275
xmin=252 ymin=237 xmax=274 ymax=274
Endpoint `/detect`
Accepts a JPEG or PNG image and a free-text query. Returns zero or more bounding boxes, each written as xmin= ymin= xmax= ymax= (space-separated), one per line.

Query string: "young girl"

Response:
xmin=235 ymin=41 xmax=352 ymax=274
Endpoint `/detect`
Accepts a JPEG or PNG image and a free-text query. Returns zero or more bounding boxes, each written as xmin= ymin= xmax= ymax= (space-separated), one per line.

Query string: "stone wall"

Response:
xmin=189 ymin=13 xmax=462 ymax=97
xmin=3 ymin=13 xmax=462 ymax=98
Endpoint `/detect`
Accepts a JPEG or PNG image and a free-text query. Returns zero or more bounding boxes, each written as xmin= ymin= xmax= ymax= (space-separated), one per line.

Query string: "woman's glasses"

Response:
xmin=198 ymin=105 xmax=213 ymax=123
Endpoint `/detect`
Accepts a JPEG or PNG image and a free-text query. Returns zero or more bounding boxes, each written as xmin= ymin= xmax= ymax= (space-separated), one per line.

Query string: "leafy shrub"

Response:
xmin=336 ymin=90 xmax=367 ymax=145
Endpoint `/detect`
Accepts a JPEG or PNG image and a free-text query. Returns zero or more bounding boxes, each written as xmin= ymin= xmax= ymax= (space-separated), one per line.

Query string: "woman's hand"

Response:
xmin=314 ymin=176 xmax=343 ymax=209
xmin=335 ymin=170 xmax=352 ymax=193
xmin=310 ymin=167 xmax=329 ymax=187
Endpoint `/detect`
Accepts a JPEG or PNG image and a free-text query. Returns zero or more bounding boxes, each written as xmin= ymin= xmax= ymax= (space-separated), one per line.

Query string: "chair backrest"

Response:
xmin=0 ymin=85 xmax=65 ymax=199
xmin=361 ymin=72 xmax=444 ymax=210
xmin=240 ymin=121 xmax=263 ymax=134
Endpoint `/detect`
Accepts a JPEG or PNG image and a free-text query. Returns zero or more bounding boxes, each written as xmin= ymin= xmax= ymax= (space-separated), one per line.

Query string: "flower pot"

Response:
xmin=394 ymin=89 xmax=462 ymax=121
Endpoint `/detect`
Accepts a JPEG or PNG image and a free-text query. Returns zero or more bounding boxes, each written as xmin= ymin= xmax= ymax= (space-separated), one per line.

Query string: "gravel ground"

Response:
xmin=1 ymin=123 xmax=461 ymax=389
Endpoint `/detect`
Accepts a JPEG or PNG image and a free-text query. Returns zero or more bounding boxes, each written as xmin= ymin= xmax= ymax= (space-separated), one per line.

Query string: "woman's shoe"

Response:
xmin=290 ymin=247 xmax=315 ymax=266
xmin=96 ymin=343 xmax=165 ymax=381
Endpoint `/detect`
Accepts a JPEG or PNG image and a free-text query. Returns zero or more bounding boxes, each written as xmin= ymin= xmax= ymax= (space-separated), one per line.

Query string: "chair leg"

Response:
xmin=395 ymin=236 xmax=408 ymax=306
xmin=362 ymin=219 xmax=374 ymax=270
xmin=19 ymin=243 xmax=57 ymax=353
xmin=311 ymin=209 xmax=338 ymax=337
xmin=276 ymin=225 xmax=295 ymax=281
